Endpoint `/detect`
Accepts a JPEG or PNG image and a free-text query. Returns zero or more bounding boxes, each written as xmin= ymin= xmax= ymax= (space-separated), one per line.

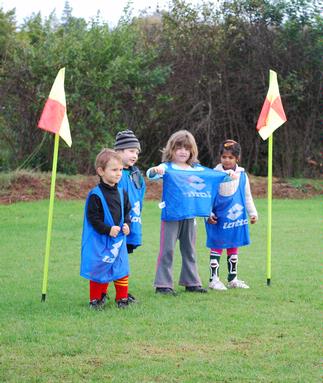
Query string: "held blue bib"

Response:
xmin=80 ymin=185 xmax=129 ymax=283
xmin=205 ymin=172 xmax=250 ymax=249
xmin=118 ymin=169 xmax=146 ymax=246
xmin=161 ymin=164 xmax=226 ymax=221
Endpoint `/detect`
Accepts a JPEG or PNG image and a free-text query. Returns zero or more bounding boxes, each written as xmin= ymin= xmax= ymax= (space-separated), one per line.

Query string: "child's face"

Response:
xmin=220 ymin=150 xmax=239 ymax=170
xmin=173 ymin=146 xmax=191 ymax=164
xmin=97 ymin=158 xmax=123 ymax=186
xmin=118 ymin=148 xmax=139 ymax=168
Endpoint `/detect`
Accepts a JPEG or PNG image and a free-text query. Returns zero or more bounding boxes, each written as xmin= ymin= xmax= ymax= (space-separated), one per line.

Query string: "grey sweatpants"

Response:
xmin=154 ymin=219 xmax=202 ymax=288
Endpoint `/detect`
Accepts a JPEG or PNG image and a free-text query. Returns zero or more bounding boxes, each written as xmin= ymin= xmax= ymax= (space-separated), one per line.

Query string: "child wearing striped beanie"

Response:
xmin=114 ymin=130 xmax=141 ymax=152
xmin=114 ymin=130 xmax=146 ymax=255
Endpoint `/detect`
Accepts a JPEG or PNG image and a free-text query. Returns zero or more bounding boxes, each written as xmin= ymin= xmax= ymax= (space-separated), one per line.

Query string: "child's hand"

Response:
xmin=152 ymin=165 xmax=165 ymax=175
xmin=207 ymin=213 xmax=217 ymax=224
xmin=227 ymin=169 xmax=238 ymax=179
xmin=109 ymin=226 xmax=121 ymax=237
xmin=122 ymin=223 xmax=130 ymax=235
xmin=250 ymin=216 xmax=257 ymax=224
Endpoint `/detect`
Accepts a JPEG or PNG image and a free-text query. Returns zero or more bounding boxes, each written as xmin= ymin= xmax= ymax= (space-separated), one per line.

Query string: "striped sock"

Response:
xmin=227 ymin=254 xmax=238 ymax=282
xmin=210 ymin=249 xmax=222 ymax=281
xmin=114 ymin=276 xmax=129 ymax=301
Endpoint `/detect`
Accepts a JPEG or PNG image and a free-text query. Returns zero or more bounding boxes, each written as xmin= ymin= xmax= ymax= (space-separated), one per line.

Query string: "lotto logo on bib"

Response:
xmin=188 ymin=175 xmax=205 ymax=191
xmin=102 ymin=239 xmax=123 ymax=263
xmin=132 ymin=201 xmax=140 ymax=216
xmin=223 ymin=203 xmax=248 ymax=229
xmin=131 ymin=201 xmax=142 ymax=223
xmin=227 ymin=204 xmax=243 ymax=220
xmin=183 ymin=175 xmax=211 ymax=198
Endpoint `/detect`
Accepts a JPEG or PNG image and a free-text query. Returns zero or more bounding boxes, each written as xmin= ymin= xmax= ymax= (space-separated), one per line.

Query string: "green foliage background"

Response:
xmin=0 ymin=0 xmax=322 ymax=176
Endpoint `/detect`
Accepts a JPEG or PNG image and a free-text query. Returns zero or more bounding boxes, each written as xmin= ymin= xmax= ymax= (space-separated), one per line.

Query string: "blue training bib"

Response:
xmin=161 ymin=164 xmax=226 ymax=221
xmin=205 ymin=172 xmax=250 ymax=249
xmin=80 ymin=186 xmax=129 ymax=283
xmin=118 ymin=169 xmax=146 ymax=246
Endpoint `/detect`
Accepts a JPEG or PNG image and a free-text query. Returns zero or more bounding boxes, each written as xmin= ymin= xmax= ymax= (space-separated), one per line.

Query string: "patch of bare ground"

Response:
xmin=0 ymin=172 xmax=321 ymax=204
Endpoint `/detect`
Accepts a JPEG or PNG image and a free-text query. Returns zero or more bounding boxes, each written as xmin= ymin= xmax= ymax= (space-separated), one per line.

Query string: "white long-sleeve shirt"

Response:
xmin=214 ymin=164 xmax=258 ymax=219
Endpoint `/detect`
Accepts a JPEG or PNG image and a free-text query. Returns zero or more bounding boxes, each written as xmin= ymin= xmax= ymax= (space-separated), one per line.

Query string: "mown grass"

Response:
xmin=0 ymin=198 xmax=321 ymax=382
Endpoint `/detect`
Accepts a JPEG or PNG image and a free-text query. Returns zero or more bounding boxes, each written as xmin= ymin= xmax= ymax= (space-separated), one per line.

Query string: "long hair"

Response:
xmin=162 ymin=130 xmax=199 ymax=166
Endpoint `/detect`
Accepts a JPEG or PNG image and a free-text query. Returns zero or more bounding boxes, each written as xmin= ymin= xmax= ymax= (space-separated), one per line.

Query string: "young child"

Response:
xmin=113 ymin=130 xmax=145 ymax=303
xmin=114 ymin=130 xmax=146 ymax=254
xmin=205 ymin=139 xmax=258 ymax=290
xmin=80 ymin=149 xmax=133 ymax=309
xmin=147 ymin=130 xmax=208 ymax=295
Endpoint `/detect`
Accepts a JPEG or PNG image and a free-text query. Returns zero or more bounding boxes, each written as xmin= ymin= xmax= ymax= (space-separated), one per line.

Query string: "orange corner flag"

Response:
xmin=38 ymin=68 xmax=72 ymax=147
xmin=256 ymin=70 xmax=287 ymax=141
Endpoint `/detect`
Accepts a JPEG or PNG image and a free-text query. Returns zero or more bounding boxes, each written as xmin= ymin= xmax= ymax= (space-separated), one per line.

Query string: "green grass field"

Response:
xmin=0 ymin=198 xmax=321 ymax=382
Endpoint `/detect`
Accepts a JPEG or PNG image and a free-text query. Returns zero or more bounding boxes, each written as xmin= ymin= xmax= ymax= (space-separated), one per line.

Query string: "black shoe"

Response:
xmin=100 ymin=293 xmax=108 ymax=306
xmin=185 ymin=286 xmax=208 ymax=293
xmin=89 ymin=299 xmax=104 ymax=310
xmin=127 ymin=293 xmax=137 ymax=304
xmin=155 ymin=287 xmax=177 ymax=295
xmin=116 ymin=298 xmax=129 ymax=309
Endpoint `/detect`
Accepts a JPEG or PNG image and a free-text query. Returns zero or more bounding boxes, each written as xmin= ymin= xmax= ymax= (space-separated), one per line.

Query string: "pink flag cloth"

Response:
xmin=256 ymin=70 xmax=287 ymax=140
xmin=38 ymin=68 xmax=72 ymax=147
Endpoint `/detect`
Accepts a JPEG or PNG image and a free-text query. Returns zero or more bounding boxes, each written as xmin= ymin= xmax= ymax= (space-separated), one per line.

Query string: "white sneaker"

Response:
xmin=227 ymin=278 xmax=249 ymax=289
xmin=209 ymin=278 xmax=227 ymax=290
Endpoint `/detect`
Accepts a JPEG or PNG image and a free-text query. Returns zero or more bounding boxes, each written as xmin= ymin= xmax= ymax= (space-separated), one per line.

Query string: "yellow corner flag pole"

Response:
xmin=256 ymin=69 xmax=287 ymax=286
xmin=41 ymin=133 xmax=60 ymax=301
xmin=38 ymin=68 xmax=71 ymax=301
xmin=266 ymin=134 xmax=273 ymax=285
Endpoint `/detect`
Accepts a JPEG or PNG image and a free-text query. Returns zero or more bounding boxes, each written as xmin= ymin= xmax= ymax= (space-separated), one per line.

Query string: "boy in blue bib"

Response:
xmin=114 ymin=130 xmax=145 ymax=303
xmin=114 ymin=130 xmax=146 ymax=253
xmin=205 ymin=140 xmax=258 ymax=290
xmin=80 ymin=149 xmax=132 ymax=309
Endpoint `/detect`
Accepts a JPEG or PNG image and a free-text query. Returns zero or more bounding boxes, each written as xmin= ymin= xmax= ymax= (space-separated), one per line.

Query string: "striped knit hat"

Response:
xmin=114 ymin=130 xmax=141 ymax=151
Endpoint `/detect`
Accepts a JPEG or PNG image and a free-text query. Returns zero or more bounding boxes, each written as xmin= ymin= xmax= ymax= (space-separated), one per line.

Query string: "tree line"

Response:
xmin=0 ymin=0 xmax=322 ymax=177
